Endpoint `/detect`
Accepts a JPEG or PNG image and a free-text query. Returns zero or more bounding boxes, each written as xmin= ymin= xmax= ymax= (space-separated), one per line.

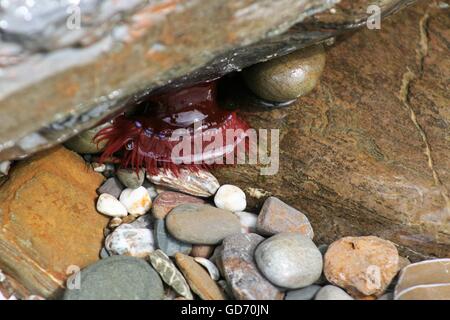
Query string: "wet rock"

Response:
xmin=0 ymin=0 xmax=411 ymax=162
xmin=255 ymin=232 xmax=323 ymax=289
xmin=395 ymin=259 xmax=450 ymax=300
xmin=324 ymin=236 xmax=399 ymax=297
xmin=148 ymin=168 xmax=220 ymax=198
xmin=105 ymin=222 xmax=154 ymax=258
xmin=63 ymin=256 xmax=164 ymax=300
xmin=175 ymin=253 xmax=226 ymax=300
xmin=285 ymin=285 xmax=322 ymax=300
xmin=257 ymin=196 xmax=314 ymax=238
xmin=222 ymin=233 xmax=284 ymax=300
xmin=119 ymin=187 xmax=152 ymax=216
xmin=214 ymin=184 xmax=247 ymax=212
xmin=154 ymin=219 xmax=192 ymax=257
xmin=64 ymin=123 xmax=110 ymax=154
xmin=191 ymin=245 xmax=215 ymax=259
xmin=315 ymin=285 xmax=354 ymax=300
xmin=0 ymin=147 xmax=108 ymax=298
xmin=243 ymin=44 xmax=326 ymax=102
xmin=235 ymin=211 xmax=258 ymax=234
xmin=212 ymin=1 xmax=450 ymax=259
xmin=116 ymin=168 xmax=145 ymax=189
xmin=166 ymin=204 xmax=241 ymax=245
xmin=97 ymin=177 xmax=125 ymax=199
xmin=152 ymin=191 xmax=206 ymax=219
xmin=96 ymin=193 xmax=128 ymax=218
xmin=149 ymin=250 xmax=193 ymax=300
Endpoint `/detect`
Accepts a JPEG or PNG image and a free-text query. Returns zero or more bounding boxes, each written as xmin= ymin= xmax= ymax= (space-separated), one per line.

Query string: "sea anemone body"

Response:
xmin=94 ymin=82 xmax=250 ymax=175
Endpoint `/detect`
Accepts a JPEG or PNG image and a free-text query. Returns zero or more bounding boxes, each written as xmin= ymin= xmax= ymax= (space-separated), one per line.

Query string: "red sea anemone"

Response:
xmin=94 ymin=81 xmax=250 ymax=176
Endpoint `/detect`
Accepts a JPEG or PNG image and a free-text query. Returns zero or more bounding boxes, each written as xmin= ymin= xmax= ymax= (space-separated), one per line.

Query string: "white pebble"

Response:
xmin=0 ymin=161 xmax=11 ymax=176
xmin=214 ymin=184 xmax=246 ymax=212
xmin=96 ymin=193 xmax=128 ymax=217
xmin=92 ymin=163 xmax=106 ymax=173
xmin=194 ymin=257 xmax=220 ymax=281
xmin=119 ymin=187 xmax=152 ymax=216
xmin=235 ymin=211 xmax=258 ymax=233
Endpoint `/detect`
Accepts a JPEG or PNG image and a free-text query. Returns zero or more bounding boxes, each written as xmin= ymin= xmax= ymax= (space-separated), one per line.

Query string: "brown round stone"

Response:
xmin=243 ymin=44 xmax=326 ymax=102
xmin=324 ymin=236 xmax=400 ymax=297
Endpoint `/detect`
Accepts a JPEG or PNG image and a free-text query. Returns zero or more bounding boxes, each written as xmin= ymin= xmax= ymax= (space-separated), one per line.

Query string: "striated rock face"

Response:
xmin=0 ymin=147 xmax=109 ymax=298
xmin=213 ymin=1 xmax=450 ymax=260
xmin=0 ymin=0 xmax=415 ymax=161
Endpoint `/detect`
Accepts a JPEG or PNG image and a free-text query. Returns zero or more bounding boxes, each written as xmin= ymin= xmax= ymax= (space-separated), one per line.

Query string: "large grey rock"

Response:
xmin=0 ymin=0 xmax=415 ymax=161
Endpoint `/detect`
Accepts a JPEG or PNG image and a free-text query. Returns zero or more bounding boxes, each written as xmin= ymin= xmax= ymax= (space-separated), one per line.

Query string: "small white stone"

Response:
xmin=0 ymin=161 xmax=11 ymax=176
xmin=194 ymin=257 xmax=220 ymax=281
xmin=96 ymin=193 xmax=128 ymax=217
xmin=119 ymin=186 xmax=152 ymax=216
xmin=235 ymin=211 xmax=258 ymax=233
xmin=92 ymin=162 xmax=106 ymax=173
xmin=105 ymin=224 xmax=154 ymax=258
xmin=214 ymin=184 xmax=246 ymax=212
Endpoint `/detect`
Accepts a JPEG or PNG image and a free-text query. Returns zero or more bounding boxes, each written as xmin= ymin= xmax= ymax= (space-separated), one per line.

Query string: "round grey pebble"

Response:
xmin=243 ymin=44 xmax=326 ymax=102
xmin=254 ymin=232 xmax=323 ymax=289
xmin=166 ymin=204 xmax=241 ymax=245
xmin=154 ymin=219 xmax=192 ymax=257
xmin=116 ymin=168 xmax=145 ymax=189
xmin=314 ymin=285 xmax=354 ymax=300
xmin=63 ymin=256 xmax=164 ymax=300
xmin=285 ymin=285 xmax=322 ymax=300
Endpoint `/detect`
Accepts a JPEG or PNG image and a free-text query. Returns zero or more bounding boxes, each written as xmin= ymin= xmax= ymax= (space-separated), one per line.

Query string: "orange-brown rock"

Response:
xmin=324 ymin=236 xmax=400 ymax=297
xmin=0 ymin=147 xmax=109 ymax=298
xmin=213 ymin=0 xmax=450 ymax=260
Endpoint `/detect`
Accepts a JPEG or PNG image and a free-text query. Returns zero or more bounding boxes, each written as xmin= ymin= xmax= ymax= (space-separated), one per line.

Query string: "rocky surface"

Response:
xmin=0 ymin=147 xmax=108 ymax=298
xmin=213 ymin=0 xmax=450 ymax=259
xmin=0 ymin=0 xmax=415 ymax=161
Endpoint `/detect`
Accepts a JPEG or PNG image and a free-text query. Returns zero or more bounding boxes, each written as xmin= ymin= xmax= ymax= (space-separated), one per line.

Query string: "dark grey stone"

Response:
xmin=97 ymin=177 xmax=124 ymax=199
xmin=63 ymin=256 xmax=164 ymax=300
